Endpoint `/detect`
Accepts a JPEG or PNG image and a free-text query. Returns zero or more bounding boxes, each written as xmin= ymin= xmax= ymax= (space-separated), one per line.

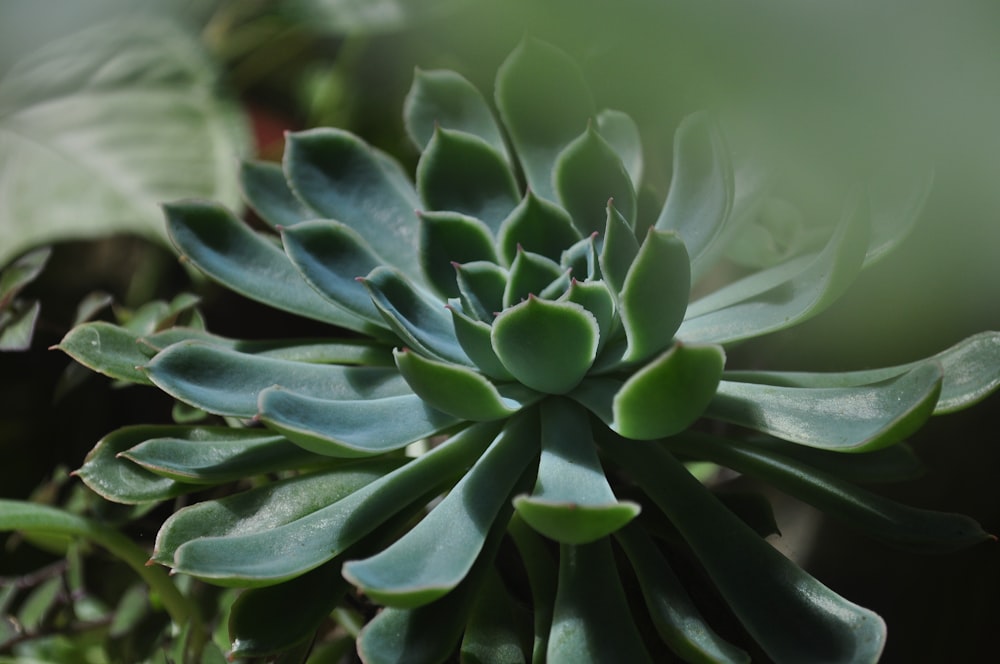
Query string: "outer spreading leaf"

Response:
xmin=513 ymin=398 xmax=638 ymax=543
xmin=342 ymin=411 xmax=537 ymax=607
xmin=495 ymin=38 xmax=595 ymax=202
xmin=238 ymin=160 xmax=316 ymax=229
xmin=0 ymin=18 xmax=249 ymax=267
xmin=605 ymin=439 xmax=886 ymax=664
xmin=144 ymin=341 xmax=408 ymax=417
xmin=666 ymin=432 xmax=990 ymax=553
xmin=708 ymin=363 xmax=943 ymax=452
xmin=55 ymin=322 xmax=154 ymax=385
xmin=258 ymin=389 xmax=459 ymax=457
xmin=165 ymin=201 xmax=373 ymax=333
xmin=283 ymin=129 xmax=422 ymax=279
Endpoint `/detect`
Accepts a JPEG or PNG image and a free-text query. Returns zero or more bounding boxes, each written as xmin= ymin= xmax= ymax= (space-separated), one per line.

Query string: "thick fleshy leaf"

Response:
xmin=394 ymin=348 xmax=538 ymax=421
xmin=164 ymin=201 xmax=371 ymax=333
xmin=865 ymin=163 xmax=934 ymax=267
xmin=596 ymin=109 xmax=643 ymax=187
xmin=677 ymin=193 xmax=870 ymax=344
xmin=418 ymin=210 xmax=499 ymax=296
xmin=604 ymin=439 xmax=886 ymax=664
xmin=121 ymin=428 xmax=324 ymax=483
xmin=455 ymin=260 xmax=508 ymax=322
xmin=75 ymin=426 xmax=204 ymax=504
xmin=554 ymin=126 xmax=637 ymax=236
xmin=280 ymin=219 xmax=386 ymax=325
xmin=598 ymin=199 xmax=640 ymax=294
xmin=615 ymin=523 xmax=750 ymax=664
xmin=513 ymin=398 xmax=638 ymax=543
xmin=403 ymin=68 xmax=508 ymax=161
xmin=448 ymin=305 xmax=515 ymax=381
xmin=547 ymin=539 xmax=653 ymax=663
xmin=228 ymin=559 xmax=349 ymax=658
xmin=494 ymin=38 xmax=595 ymax=202
xmin=160 ymin=422 xmax=500 ymax=584
xmin=707 ymin=363 xmax=943 ymax=452
xmin=460 ymin=566 xmax=530 ymax=664
xmin=416 ymin=127 xmax=520 ymax=232
xmin=56 ymin=322 xmax=154 ymax=385
xmin=144 ymin=341 xmax=408 ymax=417
xmin=748 ymin=437 xmax=925 ymax=484
xmin=1 ymin=246 xmax=50 ymax=302
xmin=683 ymin=253 xmax=813 ymax=320
xmin=616 ymin=229 xmax=691 ymax=364
xmin=362 ymin=266 xmax=469 ymax=365
xmin=503 ymin=248 xmax=568 ymax=307
xmin=492 ymin=297 xmax=599 ymax=394
xmin=238 ymin=160 xmax=315 ymax=229
xmin=283 ymin=128 xmax=422 ymax=279
xmin=655 ymin=112 xmax=735 ymax=278
xmin=722 ymin=331 xmax=1000 ymax=414
xmin=666 ymin=432 xmax=990 ymax=553
xmin=497 ymin=191 xmax=582 ymax=266
xmin=560 ymin=233 xmax=599 ymax=281
xmin=613 ymin=343 xmax=726 ymax=440
xmin=342 ymin=411 xmax=537 ymax=607
xmin=356 ymin=494 xmax=510 ymax=664
xmin=258 ymin=389 xmax=459 ymax=457
xmin=508 ymin=515 xmax=557 ymax=662
xmin=559 ymin=279 xmax=617 ymax=354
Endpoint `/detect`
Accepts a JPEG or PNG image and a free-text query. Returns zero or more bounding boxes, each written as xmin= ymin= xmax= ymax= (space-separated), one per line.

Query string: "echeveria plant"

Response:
xmin=60 ymin=39 xmax=999 ymax=663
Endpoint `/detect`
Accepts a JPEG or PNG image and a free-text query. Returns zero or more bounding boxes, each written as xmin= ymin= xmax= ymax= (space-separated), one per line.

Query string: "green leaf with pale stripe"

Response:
xmin=708 ymin=363 xmax=943 ymax=452
xmin=342 ymin=411 xmax=537 ymax=607
xmin=144 ymin=341 xmax=408 ymax=417
xmin=258 ymin=389 xmax=459 ymax=457
xmin=514 ymin=398 xmax=638 ymax=543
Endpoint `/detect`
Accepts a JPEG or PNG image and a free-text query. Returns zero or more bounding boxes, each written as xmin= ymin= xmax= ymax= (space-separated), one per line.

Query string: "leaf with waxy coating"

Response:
xmin=238 ymin=160 xmax=315 ymax=229
xmin=394 ymin=348 xmax=538 ymax=421
xmin=604 ymin=439 xmax=886 ymax=664
xmin=165 ymin=201 xmax=372 ymax=333
xmin=283 ymin=128 xmax=422 ymax=279
xmin=514 ymin=398 xmax=638 ymax=543
xmin=596 ymin=109 xmax=643 ymax=187
xmin=555 ymin=126 xmax=637 ymax=236
xmin=449 ymin=304 xmax=515 ymax=381
xmin=492 ymin=297 xmax=599 ymax=395
xmin=503 ymin=248 xmax=567 ymax=308
xmin=494 ymin=38 xmax=595 ymax=202
xmin=56 ymin=322 xmax=154 ymax=385
xmin=666 ymin=432 xmax=991 ymax=553
xmin=342 ymin=411 xmax=537 ymax=607
xmin=455 ymin=260 xmax=508 ymax=322
xmin=417 ymin=127 xmax=520 ymax=233
xmin=497 ymin=190 xmax=581 ymax=266
xmin=708 ymin=363 xmax=943 ymax=452
xmin=258 ymin=389 xmax=459 ymax=457
xmin=404 ymin=68 xmax=508 ymax=162
xmin=598 ymin=199 xmax=640 ymax=294
xmin=418 ymin=210 xmax=499 ymax=296
xmin=145 ymin=341 xmax=408 ymax=417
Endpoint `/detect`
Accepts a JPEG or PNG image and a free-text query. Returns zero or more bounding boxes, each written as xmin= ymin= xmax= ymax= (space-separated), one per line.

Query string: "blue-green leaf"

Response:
xmin=707 ymin=363 xmax=943 ymax=452
xmin=666 ymin=432 xmax=991 ymax=553
xmin=497 ymin=190 xmax=582 ymax=266
xmin=655 ymin=112 xmax=735 ymax=279
xmin=280 ymin=219 xmax=387 ymax=326
xmin=416 ymin=127 xmax=520 ymax=233
xmin=144 ymin=341 xmax=408 ymax=417
xmin=503 ymin=248 xmax=568 ymax=307
xmin=615 ymin=523 xmax=750 ymax=664
xmin=404 ymin=67 xmax=508 ymax=161
xmin=495 ymin=38 xmax=595 ymax=202
xmin=460 ymin=566 xmax=530 ymax=664
xmin=547 ymin=539 xmax=653 ymax=663
xmin=418 ymin=210 xmax=499 ymax=297
xmin=514 ymin=398 xmax=638 ymax=544
xmin=596 ymin=109 xmax=643 ymax=188
xmin=449 ymin=304 xmax=515 ymax=381
xmin=598 ymin=199 xmax=640 ymax=294
xmin=56 ymin=322 xmax=154 ymax=385
xmin=164 ymin=200 xmax=372 ymax=333
xmin=394 ymin=348 xmax=538 ymax=421
xmin=361 ymin=266 xmax=469 ymax=364
xmin=283 ymin=128 xmax=422 ymax=279
xmin=555 ymin=126 xmax=637 ymax=236
xmin=558 ymin=279 xmax=617 ymax=355
xmin=865 ymin=163 xmax=934 ymax=267
xmin=677 ymin=192 xmax=869 ymax=344
xmin=258 ymin=389 xmax=459 ymax=457
xmin=492 ymin=297 xmax=599 ymax=395
xmin=238 ymin=160 xmax=315 ymax=229
xmin=604 ymin=439 xmax=886 ymax=664
xmin=455 ymin=260 xmax=508 ymax=322
xmin=342 ymin=411 xmax=537 ymax=607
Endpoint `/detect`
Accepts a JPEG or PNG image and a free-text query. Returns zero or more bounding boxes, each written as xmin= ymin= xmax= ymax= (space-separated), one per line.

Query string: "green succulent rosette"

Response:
xmin=61 ymin=39 xmax=999 ymax=663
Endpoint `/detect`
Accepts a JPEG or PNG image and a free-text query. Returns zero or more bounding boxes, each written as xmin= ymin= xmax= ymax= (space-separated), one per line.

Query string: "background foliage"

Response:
xmin=1 ymin=0 xmax=999 ymax=662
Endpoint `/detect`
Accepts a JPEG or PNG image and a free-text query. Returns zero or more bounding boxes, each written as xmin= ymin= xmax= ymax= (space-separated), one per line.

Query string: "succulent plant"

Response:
xmin=60 ymin=39 xmax=999 ymax=663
